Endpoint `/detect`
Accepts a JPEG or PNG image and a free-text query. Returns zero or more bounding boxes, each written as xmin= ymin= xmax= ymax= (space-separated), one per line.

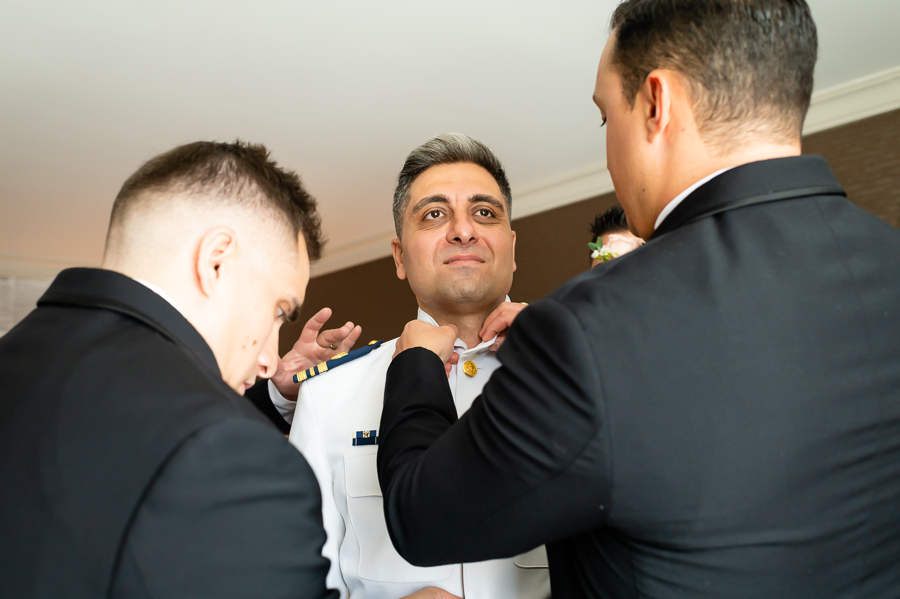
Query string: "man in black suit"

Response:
xmin=377 ymin=1 xmax=900 ymax=597
xmin=0 ymin=141 xmax=339 ymax=598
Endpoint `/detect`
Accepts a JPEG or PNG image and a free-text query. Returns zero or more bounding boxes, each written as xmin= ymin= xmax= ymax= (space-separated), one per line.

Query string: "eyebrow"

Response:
xmin=410 ymin=193 xmax=506 ymax=215
xmin=410 ymin=194 xmax=451 ymax=215
xmin=470 ymin=194 xmax=506 ymax=214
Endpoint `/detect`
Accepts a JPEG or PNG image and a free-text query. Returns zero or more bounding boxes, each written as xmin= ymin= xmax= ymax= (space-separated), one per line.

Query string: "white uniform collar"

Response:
xmin=416 ymin=295 xmax=511 ymax=353
xmin=654 ymin=167 xmax=735 ymax=231
xmin=132 ymin=277 xmax=186 ymax=317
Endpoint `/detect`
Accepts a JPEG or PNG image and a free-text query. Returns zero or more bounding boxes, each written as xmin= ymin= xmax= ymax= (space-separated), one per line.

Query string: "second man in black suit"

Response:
xmin=377 ymin=1 xmax=900 ymax=597
xmin=0 ymin=141 xmax=339 ymax=598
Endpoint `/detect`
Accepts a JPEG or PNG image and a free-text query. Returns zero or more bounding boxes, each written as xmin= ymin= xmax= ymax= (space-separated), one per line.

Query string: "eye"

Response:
xmin=277 ymin=305 xmax=300 ymax=324
xmin=424 ymin=209 xmax=444 ymax=220
xmin=476 ymin=208 xmax=495 ymax=218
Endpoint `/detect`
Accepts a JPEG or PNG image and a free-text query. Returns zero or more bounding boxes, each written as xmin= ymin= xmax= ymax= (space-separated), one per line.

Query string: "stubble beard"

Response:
xmin=436 ymin=270 xmax=498 ymax=312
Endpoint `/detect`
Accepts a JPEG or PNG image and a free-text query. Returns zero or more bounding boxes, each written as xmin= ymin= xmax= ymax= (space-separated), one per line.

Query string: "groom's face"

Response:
xmin=391 ymin=162 xmax=516 ymax=314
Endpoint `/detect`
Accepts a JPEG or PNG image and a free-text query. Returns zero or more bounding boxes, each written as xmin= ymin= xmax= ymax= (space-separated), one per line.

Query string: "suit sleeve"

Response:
xmin=377 ymin=298 xmax=612 ymax=566
xmin=289 ymin=382 xmax=348 ymax=598
xmin=112 ymin=418 xmax=339 ymax=599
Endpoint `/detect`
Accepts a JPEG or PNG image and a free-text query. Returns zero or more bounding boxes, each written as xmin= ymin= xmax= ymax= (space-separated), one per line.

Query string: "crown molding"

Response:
xmin=511 ymin=162 xmax=615 ymax=220
xmin=5 ymin=67 xmax=900 ymax=281
xmin=803 ymin=65 xmax=900 ymax=135
xmin=309 ymin=232 xmax=398 ymax=277
xmin=0 ymin=254 xmax=82 ymax=281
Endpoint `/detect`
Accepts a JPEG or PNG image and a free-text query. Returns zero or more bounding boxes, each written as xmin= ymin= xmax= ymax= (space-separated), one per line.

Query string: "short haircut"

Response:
xmin=609 ymin=0 xmax=817 ymax=149
xmin=107 ymin=141 xmax=325 ymax=260
xmin=392 ymin=133 xmax=512 ymax=237
xmin=590 ymin=204 xmax=629 ymax=240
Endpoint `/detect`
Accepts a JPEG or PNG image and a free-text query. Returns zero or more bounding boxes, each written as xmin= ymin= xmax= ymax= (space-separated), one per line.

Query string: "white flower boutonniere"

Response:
xmin=588 ymin=233 xmax=645 ymax=262
xmin=588 ymin=237 xmax=618 ymax=262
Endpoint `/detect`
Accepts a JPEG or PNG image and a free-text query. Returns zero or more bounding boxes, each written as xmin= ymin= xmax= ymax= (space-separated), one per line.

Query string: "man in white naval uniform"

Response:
xmin=275 ymin=134 xmax=551 ymax=599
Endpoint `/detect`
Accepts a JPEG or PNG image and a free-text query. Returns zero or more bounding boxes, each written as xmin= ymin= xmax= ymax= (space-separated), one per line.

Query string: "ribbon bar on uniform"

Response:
xmin=352 ymin=430 xmax=378 ymax=446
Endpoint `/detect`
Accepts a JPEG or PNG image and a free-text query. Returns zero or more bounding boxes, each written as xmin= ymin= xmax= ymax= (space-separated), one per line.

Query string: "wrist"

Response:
xmin=271 ymin=376 xmax=299 ymax=402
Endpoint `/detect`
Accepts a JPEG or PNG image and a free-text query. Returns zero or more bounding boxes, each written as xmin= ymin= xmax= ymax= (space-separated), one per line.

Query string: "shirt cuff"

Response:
xmin=267 ymin=379 xmax=297 ymax=425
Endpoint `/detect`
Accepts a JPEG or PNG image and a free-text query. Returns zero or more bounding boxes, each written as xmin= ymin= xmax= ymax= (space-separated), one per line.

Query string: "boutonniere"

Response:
xmin=588 ymin=233 xmax=645 ymax=262
xmin=588 ymin=237 xmax=618 ymax=262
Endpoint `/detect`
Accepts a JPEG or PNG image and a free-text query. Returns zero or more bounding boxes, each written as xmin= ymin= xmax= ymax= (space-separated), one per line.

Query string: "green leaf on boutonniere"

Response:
xmin=588 ymin=242 xmax=600 ymax=251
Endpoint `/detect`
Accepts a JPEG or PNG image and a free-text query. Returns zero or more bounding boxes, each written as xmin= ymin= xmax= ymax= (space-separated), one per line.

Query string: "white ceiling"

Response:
xmin=2 ymin=0 xmax=900 ymax=278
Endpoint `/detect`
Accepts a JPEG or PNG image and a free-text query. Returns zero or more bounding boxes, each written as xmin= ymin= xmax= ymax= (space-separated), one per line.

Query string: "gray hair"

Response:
xmin=392 ymin=133 xmax=512 ymax=237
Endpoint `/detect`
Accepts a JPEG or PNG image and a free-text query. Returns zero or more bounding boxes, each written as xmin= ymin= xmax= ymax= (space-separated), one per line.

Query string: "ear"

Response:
xmin=196 ymin=227 xmax=238 ymax=298
xmin=641 ymin=69 xmax=674 ymax=143
xmin=391 ymin=237 xmax=407 ymax=280
xmin=510 ymin=229 xmax=517 ymax=273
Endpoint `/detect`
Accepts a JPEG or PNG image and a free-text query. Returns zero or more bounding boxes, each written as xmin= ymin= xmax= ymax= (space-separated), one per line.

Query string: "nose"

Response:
xmin=447 ymin=211 xmax=478 ymax=245
xmin=256 ymin=327 xmax=280 ymax=380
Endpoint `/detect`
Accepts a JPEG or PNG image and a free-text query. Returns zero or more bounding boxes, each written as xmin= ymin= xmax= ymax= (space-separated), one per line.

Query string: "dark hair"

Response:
xmin=393 ymin=133 xmax=512 ymax=237
xmin=609 ymin=0 xmax=817 ymax=149
xmin=590 ymin=204 xmax=630 ymax=240
xmin=108 ymin=141 xmax=325 ymax=260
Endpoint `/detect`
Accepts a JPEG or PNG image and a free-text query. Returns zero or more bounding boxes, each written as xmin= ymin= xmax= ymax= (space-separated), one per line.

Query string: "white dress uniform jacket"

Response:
xmin=286 ymin=305 xmax=551 ymax=599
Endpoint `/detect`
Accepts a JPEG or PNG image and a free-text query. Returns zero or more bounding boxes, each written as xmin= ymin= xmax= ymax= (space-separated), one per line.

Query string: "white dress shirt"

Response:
xmin=654 ymin=167 xmax=735 ymax=230
xmin=286 ymin=301 xmax=550 ymax=599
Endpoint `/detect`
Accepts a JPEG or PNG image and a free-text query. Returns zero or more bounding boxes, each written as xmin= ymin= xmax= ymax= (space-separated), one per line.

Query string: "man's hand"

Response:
xmin=401 ymin=587 xmax=462 ymax=599
xmin=393 ymin=320 xmax=458 ymax=367
xmin=270 ymin=308 xmax=362 ymax=400
xmin=479 ymin=301 xmax=528 ymax=351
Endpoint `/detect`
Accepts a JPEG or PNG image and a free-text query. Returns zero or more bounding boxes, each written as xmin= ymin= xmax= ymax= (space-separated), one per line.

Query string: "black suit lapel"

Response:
xmin=652 ymin=156 xmax=844 ymax=239
xmin=38 ymin=268 xmax=221 ymax=378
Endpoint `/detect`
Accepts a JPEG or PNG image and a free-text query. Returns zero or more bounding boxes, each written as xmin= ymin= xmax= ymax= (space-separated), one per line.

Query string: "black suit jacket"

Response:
xmin=0 ymin=268 xmax=337 ymax=599
xmin=377 ymin=156 xmax=900 ymax=598
xmin=245 ymin=378 xmax=292 ymax=434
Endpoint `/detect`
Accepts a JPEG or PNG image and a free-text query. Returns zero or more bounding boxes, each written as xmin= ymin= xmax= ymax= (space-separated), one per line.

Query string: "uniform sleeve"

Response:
xmin=289 ymin=382 xmax=348 ymax=598
xmin=112 ymin=418 xmax=339 ymax=599
xmin=377 ymin=298 xmax=611 ymax=566
xmin=269 ymin=380 xmax=298 ymax=425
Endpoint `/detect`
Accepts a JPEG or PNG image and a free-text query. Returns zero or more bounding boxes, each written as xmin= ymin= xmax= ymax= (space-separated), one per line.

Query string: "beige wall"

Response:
xmin=280 ymin=109 xmax=900 ymax=354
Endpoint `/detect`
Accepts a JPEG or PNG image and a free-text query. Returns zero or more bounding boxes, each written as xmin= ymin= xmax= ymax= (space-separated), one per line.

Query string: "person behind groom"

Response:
xmin=0 ymin=141 xmax=338 ymax=598
xmin=377 ymin=1 xmax=900 ymax=597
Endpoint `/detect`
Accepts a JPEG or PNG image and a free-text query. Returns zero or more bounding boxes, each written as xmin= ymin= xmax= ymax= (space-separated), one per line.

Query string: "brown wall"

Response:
xmin=802 ymin=109 xmax=900 ymax=229
xmin=280 ymin=256 xmax=419 ymax=354
xmin=280 ymin=108 xmax=900 ymax=355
